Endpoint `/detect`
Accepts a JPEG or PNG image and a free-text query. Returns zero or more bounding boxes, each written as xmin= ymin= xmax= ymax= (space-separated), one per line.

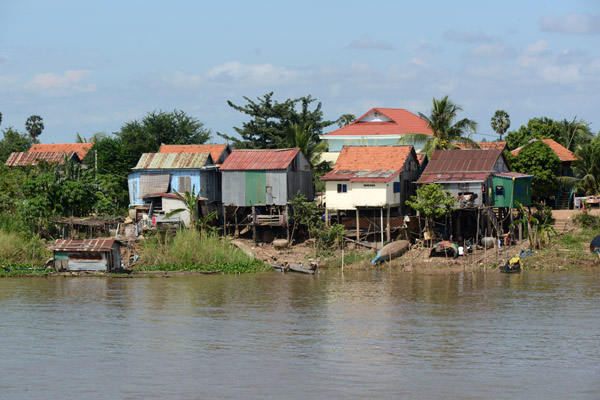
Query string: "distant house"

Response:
xmin=158 ymin=143 xmax=231 ymax=165
xmin=321 ymin=145 xmax=419 ymax=213
xmin=29 ymin=143 xmax=93 ymax=161
xmin=5 ymin=151 xmax=80 ymax=167
xmin=511 ymin=138 xmax=577 ymax=177
xmin=5 ymin=142 xmax=93 ymax=167
xmin=319 ymin=108 xmax=433 ymax=163
xmin=219 ymin=148 xmax=313 ymax=207
xmin=127 ymin=152 xmax=218 ymax=226
xmin=51 ymin=239 xmax=121 ymax=272
xmin=417 ymin=149 xmax=532 ymax=208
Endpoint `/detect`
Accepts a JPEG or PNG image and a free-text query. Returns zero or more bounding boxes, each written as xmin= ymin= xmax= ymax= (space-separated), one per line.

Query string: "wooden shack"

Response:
xmin=51 ymin=239 xmax=121 ymax=272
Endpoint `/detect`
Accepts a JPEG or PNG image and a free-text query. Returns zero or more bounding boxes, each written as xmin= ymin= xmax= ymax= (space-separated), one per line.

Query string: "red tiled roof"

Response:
xmin=324 ymin=108 xmax=433 ymax=137
xmin=321 ymin=146 xmax=414 ymax=182
xmin=5 ymin=151 xmax=77 ymax=166
xmin=453 ymin=142 xmax=507 ymax=150
xmin=510 ymin=138 xmax=577 ymax=162
xmin=219 ymin=148 xmax=301 ymax=171
xmin=51 ymin=239 xmax=116 ymax=252
xmin=29 ymin=143 xmax=92 ymax=160
xmin=158 ymin=144 xmax=230 ymax=164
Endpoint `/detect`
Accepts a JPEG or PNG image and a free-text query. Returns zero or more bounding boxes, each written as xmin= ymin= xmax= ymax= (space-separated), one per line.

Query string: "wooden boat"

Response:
xmin=500 ymin=256 xmax=522 ymax=273
xmin=429 ymin=241 xmax=459 ymax=259
xmin=287 ymin=262 xmax=317 ymax=275
xmin=371 ymin=240 xmax=410 ymax=264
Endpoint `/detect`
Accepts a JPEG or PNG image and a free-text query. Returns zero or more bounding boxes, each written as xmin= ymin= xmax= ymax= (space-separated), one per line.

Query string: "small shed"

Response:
xmin=491 ymin=172 xmax=533 ymax=208
xmin=51 ymin=239 xmax=121 ymax=272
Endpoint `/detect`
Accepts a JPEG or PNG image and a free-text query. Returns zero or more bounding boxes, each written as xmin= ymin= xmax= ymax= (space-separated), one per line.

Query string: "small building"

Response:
xmin=51 ymin=239 xmax=121 ymax=272
xmin=29 ymin=143 xmax=93 ymax=162
xmin=511 ymin=138 xmax=577 ymax=177
xmin=220 ymin=148 xmax=313 ymax=207
xmin=490 ymin=172 xmax=534 ymax=208
xmin=127 ymin=152 xmax=218 ymax=225
xmin=319 ymin=108 xmax=433 ymax=164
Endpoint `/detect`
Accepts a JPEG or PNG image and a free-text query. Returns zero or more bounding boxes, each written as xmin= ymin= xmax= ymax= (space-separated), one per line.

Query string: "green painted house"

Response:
xmin=490 ymin=172 xmax=533 ymax=208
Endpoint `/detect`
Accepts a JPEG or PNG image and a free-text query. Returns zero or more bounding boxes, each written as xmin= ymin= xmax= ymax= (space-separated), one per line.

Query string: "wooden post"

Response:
xmin=380 ymin=208 xmax=384 ymax=244
xmin=223 ymin=206 xmax=227 ymax=236
xmin=476 ymin=208 xmax=480 ymax=246
xmin=386 ymin=205 xmax=391 ymax=242
xmin=325 ymin=208 xmax=329 ymax=227
xmin=252 ymin=206 xmax=257 ymax=245
xmin=356 ymin=208 xmax=360 ymax=244
xmin=285 ymin=205 xmax=290 ymax=242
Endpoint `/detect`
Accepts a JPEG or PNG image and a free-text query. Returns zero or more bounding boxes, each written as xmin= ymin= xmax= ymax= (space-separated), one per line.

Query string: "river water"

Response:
xmin=1 ymin=269 xmax=599 ymax=399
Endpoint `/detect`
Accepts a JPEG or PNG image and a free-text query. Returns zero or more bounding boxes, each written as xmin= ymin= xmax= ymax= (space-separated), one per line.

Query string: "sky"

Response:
xmin=1 ymin=0 xmax=600 ymax=144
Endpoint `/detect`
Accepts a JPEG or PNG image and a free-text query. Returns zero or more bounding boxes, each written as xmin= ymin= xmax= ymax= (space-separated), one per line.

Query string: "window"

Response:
xmin=495 ymin=185 xmax=504 ymax=196
xmin=179 ymin=176 xmax=191 ymax=194
xmin=393 ymin=182 xmax=401 ymax=193
xmin=337 ymin=184 xmax=347 ymax=193
xmin=516 ymin=184 xmax=522 ymax=195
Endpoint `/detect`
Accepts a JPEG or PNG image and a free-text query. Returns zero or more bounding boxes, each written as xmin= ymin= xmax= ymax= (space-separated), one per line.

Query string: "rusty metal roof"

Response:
xmin=51 ymin=239 xmax=116 ymax=252
xmin=417 ymin=172 xmax=489 ymax=184
xmin=424 ymin=149 xmax=504 ymax=173
xmin=219 ymin=148 xmax=300 ymax=170
xmin=133 ymin=152 xmax=213 ymax=170
xmin=29 ymin=143 xmax=92 ymax=160
xmin=492 ymin=172 xmax=534 ymax=179
xmin=5 ymin=151 xmax=78 ymax=166
xmin=158 ymin=144 xmax=231 ymax=164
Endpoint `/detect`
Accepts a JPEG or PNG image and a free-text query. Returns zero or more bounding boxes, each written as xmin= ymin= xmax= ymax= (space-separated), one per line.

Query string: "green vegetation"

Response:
xmin=506 ymin=140 xmax=561 ymax=198
xmin=0 ymin=230 xmax=50 ymax=266
xmin=490 ymin=110 xmax=510 ymax=141
xmin=510 ymin=201 xmax=556 ymax=250
xmin=406 ymin=183 xmax=456 ymax=238
xmin=135 ymin=229 xmax=267 ymax=273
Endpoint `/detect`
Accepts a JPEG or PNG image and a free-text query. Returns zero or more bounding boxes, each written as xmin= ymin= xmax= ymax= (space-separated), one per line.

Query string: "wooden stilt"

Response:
xmin=356 ymin=208 xmax=360 ymax=244
xmin=380 ymin=208 xmax=384 ymax=244
xmin=386 ymin=205 xmax=391 ymax=242
xmin=223 ymin=206 xmax=227 ymax=236
xmin=252 ymin=206 xmax=257 ymax=245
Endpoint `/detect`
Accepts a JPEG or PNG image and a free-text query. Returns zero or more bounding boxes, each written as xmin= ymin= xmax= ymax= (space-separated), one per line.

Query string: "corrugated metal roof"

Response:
xmin=29 ymin=143 xmax=92 ymax=160
xmin=453 ymin=142 xmax=507 ymax=151
xmin=324 ymin=108 xmax=433 ymax=137
xmin=133 ymin=152 xmax=212 ymax=170
xmin=219 ymin=148 xmax=300 ymax=170
xmin=158 ymin=144 xmax=230 ymax=164
xmin=425 ymin=149 xmax=504 ymax=173
xmin=51 ymin=239 xmax=116 ymax=252
xmin=417 ymin=172 xmax=489 ymax=184
xmin=492 ymin=172 xmax=534 ymax=179
xmin=5 ymin=151 xmax=77 ymax=166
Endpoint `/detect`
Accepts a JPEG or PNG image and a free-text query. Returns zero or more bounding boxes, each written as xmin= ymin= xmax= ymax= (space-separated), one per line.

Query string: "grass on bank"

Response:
xmin=0 ymin=230 xmax=51 ymax=267
xmin=135 ymin=229 xmax=268 ymax=273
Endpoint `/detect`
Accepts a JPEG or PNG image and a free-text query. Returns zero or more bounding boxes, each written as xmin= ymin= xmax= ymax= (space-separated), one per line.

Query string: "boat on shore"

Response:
xmin=500 ymin=256 xmax=522 ymax=273
xmin=371 ymin=240 xmax=410 ymax=264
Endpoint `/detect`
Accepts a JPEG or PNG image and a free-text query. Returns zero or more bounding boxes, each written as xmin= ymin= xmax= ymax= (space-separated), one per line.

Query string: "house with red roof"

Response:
xmin=321 ymin=146 xmax=419 ymax=213
xmin=29 ymin=143 xmax=93 ymax=161
xmin=510 ymin=138 xmax=577 ymax=177
xmin=5 ymin=142 xmax=93 ymax=167
xmin=158 ymin=143 xmax=231 ymax=165
xmin=319 ymin=108 xmax=433 ymax=163
xmin=220 ymin=148 xmax=312 ymax=207
xmin=453 ymin=142 xmax=508 ymax=152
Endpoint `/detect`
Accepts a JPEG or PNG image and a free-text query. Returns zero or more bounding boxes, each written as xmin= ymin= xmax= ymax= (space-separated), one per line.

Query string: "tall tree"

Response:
xmin=506 ymin=140 xmax=561 ymax=199
xmin=0 ymin=127 xmax=35 ymax=164
xmin=490 ymin=110 xmax=510 ymax=141
xmin=558 ymin=117 xmax=592 ymax=151
xmin=505 ymin=117 xmax=562 ymax=150
xmin=25 ymin=115 xmax=44 ymax=141
xmin=399 ymin=95 xmax=478 ymax=157
xmin=285 ymin=122 xmax=328 ymax=166
xmin=217 ymin=92 xmax=335 ymax=149
xmin=336 ymin=113 xmax=356 ymax=128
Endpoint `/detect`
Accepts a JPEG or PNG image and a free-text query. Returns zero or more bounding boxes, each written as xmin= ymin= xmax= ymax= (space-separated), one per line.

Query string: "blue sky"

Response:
xmin=1 ymin=0 xmax=599 ymax=144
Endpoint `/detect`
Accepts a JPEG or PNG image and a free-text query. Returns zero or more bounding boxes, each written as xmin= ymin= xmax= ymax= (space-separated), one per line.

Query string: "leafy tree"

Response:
xmin=218 ymin=92 xmax=334 ymax=149
xmin=25 ymin=115 xmax=44 ymax=141
xmin=285 ymin=122 xmax=328 ymax=166
xmin=399 ymin=95 xmax=478 ymax=157
xmin=505 ymin=117 xmax=562 ymax=150
xmin=0 ymin=127 xmax=35 ymax=164
xmin=289 ymin=193 xmax=345 ymax=252
xmin=406 ymin=183 xmax=456 ymax=239
xmin=490 ymin=110 xmax=510 ymax=141
xmin=506 ymin=140 xmax=561 ymax=198
xmin=557 ymin=139 xmax=600 ymax=196
xmin=76 ymin=132 xmax=107 ymax=143
xmin=558 ymin=117 xmax=592 ymax=151
xmin=510 ymin=201 xmax=556 ymax=250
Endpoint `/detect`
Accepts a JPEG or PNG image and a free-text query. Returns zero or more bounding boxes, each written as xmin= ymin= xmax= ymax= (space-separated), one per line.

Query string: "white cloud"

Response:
xmin=24 ymin=70 xmax=96 ymax=93
xmin=349 ymin=35 xmax=395 ymax=50
xmin=517 ymin=40 xmax=550 ymax=67
xmin=540 ymin=13 xmax=600 ymax=35
xmin=464 ymin=43 xmax=517 ymax=59
xmin=206 ymin=61 xmax=305 ymax=85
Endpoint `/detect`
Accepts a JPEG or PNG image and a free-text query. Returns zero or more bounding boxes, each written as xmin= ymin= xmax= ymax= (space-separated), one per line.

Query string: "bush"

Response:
xmin=135 ymin=230 xmax=267 ymax=273
xmin=0 ymin=230 xmax=50 ymax=265
xmin=574 ymin=212 xmax=600 ymax=228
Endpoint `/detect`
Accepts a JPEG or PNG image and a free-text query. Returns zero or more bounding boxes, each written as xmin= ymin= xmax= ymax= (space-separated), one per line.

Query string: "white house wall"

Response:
xmin=326 ymin=181 xmax=393 ymax=210
xmin=162 ymin=197 xmax=191 ymax=226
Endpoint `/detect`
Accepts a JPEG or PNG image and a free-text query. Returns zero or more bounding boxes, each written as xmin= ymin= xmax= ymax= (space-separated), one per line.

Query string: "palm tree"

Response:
xmin=165 ymin=186 xmax=201 ymax=230
xmin=559 ymin=117 xmax=591 ymax=151
xmin=490 ymin=110 xmax=510 ymax=141
xmin=557 ymin=141 xmax=600 ymax=196
xmin=285 ymin=122 xmax=328 ymax=166
xmin=25 ymin=115 xmax=44 ymax=142
xmin=398 ymin=96 xmax=478 ymax=157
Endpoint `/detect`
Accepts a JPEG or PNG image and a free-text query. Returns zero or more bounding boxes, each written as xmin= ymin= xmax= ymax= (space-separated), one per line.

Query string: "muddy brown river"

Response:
xmin=1 ymin=269 xmax=599 ymax=399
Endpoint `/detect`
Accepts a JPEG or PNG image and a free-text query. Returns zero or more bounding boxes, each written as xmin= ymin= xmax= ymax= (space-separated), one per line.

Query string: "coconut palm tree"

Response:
xmin=398 ymin=95 xmax=478 ymax=157
xmin=490 ymin=110 xmax=510 ymax=141
xmin=556 ymin=140 xmax=600 ymax=196
xmin=285 ymin=122 xmax=328 ymax=166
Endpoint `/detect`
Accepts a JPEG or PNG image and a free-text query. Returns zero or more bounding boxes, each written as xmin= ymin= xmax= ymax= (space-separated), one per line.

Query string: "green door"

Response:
xmin=245 ymin=171 xmax=266 ymax=206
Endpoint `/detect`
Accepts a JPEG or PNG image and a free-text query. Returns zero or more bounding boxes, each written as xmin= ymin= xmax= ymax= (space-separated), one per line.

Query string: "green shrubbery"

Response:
xmin=135 ymin=229 xmax=267 ymax=273
xmin=0 ymin=230 xmax=50 ymax=265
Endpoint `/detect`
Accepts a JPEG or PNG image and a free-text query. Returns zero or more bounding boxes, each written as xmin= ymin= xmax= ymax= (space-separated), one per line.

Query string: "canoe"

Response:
xmin=371 ymin=240 xmax=410 ymax=264
xmin=287 ymin=263 xmax=316 ymax=275
xmin=430 ymin=240 xmax=459 ymax=259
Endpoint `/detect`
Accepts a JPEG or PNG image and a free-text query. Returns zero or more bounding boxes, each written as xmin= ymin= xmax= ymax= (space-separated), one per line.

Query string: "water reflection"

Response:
xmin=0 ymin=270 xmax=599 ymax=399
